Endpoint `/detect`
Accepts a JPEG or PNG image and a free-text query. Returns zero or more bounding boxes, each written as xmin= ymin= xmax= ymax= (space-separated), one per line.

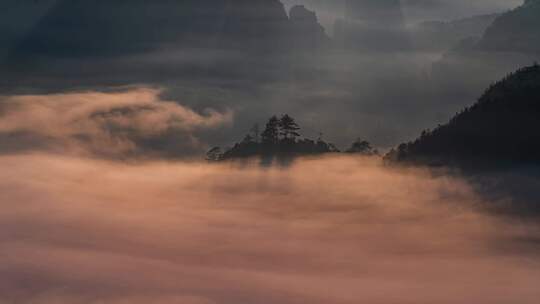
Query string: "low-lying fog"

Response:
xmin=1 ymin=154 xmax=539 ymax=304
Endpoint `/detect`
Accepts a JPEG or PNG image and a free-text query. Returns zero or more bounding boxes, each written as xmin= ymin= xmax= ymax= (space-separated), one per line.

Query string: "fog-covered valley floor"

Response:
xmin=2 ymin=154 xmax=539 ymax=304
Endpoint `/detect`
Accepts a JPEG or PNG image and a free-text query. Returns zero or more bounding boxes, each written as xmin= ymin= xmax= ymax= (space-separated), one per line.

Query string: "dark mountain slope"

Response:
xmin=388 ymin=64 xmax=540 ymax=167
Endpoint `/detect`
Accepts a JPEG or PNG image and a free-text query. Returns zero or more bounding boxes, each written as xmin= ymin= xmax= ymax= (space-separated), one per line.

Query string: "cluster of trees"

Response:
xmin=385 ymin=64 xmax=540 ymax=167
xmin=207 ymin=114 xmax=377 ymax=161
xmin=345 ymin=139 xmax=379 ymax=155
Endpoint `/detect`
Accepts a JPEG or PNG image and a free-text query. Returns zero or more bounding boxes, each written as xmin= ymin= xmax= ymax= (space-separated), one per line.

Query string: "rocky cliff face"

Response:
xmin=288 ymin=5 xmax=329 ymax=49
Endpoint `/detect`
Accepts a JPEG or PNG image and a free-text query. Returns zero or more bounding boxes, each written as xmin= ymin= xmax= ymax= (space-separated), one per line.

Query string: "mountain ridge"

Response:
xmin=387 ymin=64 xmax=540 ymax=168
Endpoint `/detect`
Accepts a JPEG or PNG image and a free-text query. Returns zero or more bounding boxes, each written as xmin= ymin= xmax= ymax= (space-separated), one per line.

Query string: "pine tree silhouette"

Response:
xmin=261 ymin=116 xmax=280 ymax=145
xmin=208 ymin=114 xmax=351 ymax=162
xmin=279 ymin=114 xmax=301 ymax=142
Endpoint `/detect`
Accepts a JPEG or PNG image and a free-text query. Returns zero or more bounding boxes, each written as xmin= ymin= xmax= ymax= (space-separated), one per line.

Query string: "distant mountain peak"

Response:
xmin=478 ymin=0 xmax=540 ymax=53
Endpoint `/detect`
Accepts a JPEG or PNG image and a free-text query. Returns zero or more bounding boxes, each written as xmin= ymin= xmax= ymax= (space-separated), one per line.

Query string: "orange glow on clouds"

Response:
xmin=1 ymin=154 xmax=539 ymax=303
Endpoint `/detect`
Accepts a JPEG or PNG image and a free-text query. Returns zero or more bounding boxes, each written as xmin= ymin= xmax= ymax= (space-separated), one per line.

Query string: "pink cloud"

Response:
xmin=0 ymin=88 xmax=233 ymax=157
xmin=0 ymin=154 xmax=539 ymax=303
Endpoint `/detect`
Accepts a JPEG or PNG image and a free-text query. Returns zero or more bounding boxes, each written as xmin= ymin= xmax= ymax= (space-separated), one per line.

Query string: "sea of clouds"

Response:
xmin=0 ymin=85 xmax=539 ymax=304
xmin=1 ymin=153 xmax=539 ymax=303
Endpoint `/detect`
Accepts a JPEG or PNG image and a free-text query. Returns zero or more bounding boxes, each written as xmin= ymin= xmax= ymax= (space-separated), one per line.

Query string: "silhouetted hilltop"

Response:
xmin=208 ymin=115 xmax=339 ymax=162
xmin=208 ymin=115 xmax=378 ymax=162
xmin=387 ymin=64 xmax=540 ymax=168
